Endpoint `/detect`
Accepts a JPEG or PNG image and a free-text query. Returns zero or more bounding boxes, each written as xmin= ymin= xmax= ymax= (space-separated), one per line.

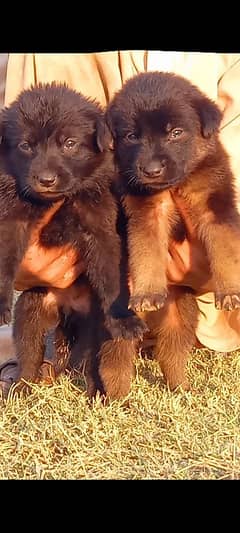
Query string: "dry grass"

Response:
xmin=0 ymin=348 xmax=240 ymax=480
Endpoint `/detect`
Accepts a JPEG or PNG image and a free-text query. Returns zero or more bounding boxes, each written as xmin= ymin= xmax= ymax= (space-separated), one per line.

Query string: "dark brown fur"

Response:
xmin=82 ymin=71 xmax=240 ymax=397
xmin=0 ymin=83 xmax=146 ymax=389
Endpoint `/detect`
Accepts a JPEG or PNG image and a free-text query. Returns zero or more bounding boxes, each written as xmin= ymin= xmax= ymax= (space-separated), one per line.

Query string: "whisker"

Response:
xmin=127 ymin=175 xmax=138 ymax=186
xmin=21 ymin=184 xmax=32 ymax=199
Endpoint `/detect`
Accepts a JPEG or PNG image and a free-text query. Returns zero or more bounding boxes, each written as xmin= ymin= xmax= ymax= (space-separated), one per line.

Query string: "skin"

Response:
xmin=14 ymin=193 xmax=213 ymax=295
xmin=14 ymin=201 xmax=85 ymax=291
xmin=0 ymin=191 xmax=211 ymax=391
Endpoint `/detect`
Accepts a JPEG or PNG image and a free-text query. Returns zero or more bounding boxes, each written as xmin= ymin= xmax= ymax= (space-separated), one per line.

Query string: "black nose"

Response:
xmin=38 ymin=175 xmax=57 ymax=187
xmin=142 ymin=160 xmax=166 ymax=177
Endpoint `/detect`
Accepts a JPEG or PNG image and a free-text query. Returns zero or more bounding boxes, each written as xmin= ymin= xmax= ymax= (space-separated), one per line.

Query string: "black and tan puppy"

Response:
xmin=0 ymin=83 xmax=146 ymax=386
xmin=91 ymin=71 xmax=240 ymax=395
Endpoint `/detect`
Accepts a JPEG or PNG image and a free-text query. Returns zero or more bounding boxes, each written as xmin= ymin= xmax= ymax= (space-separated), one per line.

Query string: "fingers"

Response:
xmin=47 ymin=259 xmax=85 ymax=289
xmin=15 ymin=245 xmax=85 ymax=290
xmin=167 ymin=237 xmax=213 ymax=293
xmin=167 ymin=239 xmax=192 ymax=283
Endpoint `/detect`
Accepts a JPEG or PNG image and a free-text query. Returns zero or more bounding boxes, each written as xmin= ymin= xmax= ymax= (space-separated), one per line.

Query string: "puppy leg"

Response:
xmin=37 ymin=323 xmax=72 ymax=384
xmin=50 ymin=324 xmax=73 ymax=377
xmin=71 ymin=259 xmax=139 ymax=399
xmin=54 ymin=286 xmax=107 ymax=396
xmin=178 ymin=186 xmax=240 ymax=311
xmin=80 ymin=204 xmax=147 ymax=341
xmin=0 ymin=222 xmax=29 ymax=326
xmin=124 ymin=192 xmax=175 ymax=313
xmin=199 ymin=219 xmax=240 ymax=311
xmin=70 ymin=303 xmax=137 ymax=399
xmin=13 ymin=289 xmax=60 ymax=386
xmin=151 ymin=288 xmax=198 ymax=390
xmin=70 ymin=329 xmax=107 ymax=399
xmin=83 ymin=353 xmax=105 ymax=398
xmin=97 ymin=338 xmax=137 ymax=399
xmin=65 ymin=315 xmax=106 ymax=398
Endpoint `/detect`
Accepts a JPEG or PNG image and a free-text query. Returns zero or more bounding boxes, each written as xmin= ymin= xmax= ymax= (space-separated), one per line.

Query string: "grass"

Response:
xmin=0 ymin=348 xmax=240 ymax=480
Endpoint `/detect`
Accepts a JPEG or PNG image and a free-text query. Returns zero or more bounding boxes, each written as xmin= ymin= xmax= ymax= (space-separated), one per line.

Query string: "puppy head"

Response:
xmin=0 ymin=83 xmax=109 ymax=202
xmin=106 ymin=72 xmax=223 ymax=194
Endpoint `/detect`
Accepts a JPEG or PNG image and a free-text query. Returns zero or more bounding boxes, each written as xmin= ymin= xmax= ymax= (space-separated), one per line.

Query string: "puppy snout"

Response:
xmin=38 ymin=174 xmax=57 ymax=188
xmin=142 ymin=159 xmax=166 ymax=178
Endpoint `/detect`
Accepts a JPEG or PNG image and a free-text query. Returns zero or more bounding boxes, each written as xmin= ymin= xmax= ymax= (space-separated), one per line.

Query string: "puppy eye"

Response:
xmin=169 ymin=128 xmax=183 ymax=139
xmin=18 ymin=141 xmax=32 ymax=152
xmin=64 ymin=139 xmax=77 ymax=150
xmin=126 ymin=133 xmax=138 ymax=142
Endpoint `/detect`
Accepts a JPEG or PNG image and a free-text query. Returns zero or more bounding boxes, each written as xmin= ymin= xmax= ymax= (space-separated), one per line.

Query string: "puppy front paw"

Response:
xmin=128 ymin=290 xmax=168 ymax=313
xmin=105 ymin=314 xmax=149 ymax=340
xmin=166 ymin=377 xmax=190 ymax=392
xmin=215 ymin=291 xmax=240 ymax=311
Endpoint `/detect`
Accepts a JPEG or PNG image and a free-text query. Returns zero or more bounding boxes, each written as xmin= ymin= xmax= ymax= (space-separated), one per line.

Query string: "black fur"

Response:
xmin=105 ymin=71 xmax=223 ymax=197
xmin=0 ymin=83 xmax=146 ymax=385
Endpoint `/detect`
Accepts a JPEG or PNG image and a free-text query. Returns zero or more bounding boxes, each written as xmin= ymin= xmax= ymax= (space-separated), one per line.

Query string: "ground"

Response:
xmin=0 ymin=348 xmax=239 ymax=480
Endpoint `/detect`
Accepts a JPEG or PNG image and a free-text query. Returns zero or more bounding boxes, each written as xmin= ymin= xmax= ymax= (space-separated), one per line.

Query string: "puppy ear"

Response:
xmin=96 ymin=118 xmax=114 ymax=152
xmin=193 ymin=97 xmax=223 ymax=138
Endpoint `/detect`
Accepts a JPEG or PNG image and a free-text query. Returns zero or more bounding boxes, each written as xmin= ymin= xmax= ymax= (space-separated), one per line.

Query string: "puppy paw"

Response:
xmin=167 ymin=379 xmax=190 ymax=392
xmin=10 ymin=379 xmax=33 ymax=398
xmin=215 ymin=292 xmax=240 ymax=311
xmin=99 ymin=374 xmax=132 ymax=400
xmin=105 ymin=314 xmax=149 ymax=340
xmin=128 ymin=291 xmax=167 ymax=313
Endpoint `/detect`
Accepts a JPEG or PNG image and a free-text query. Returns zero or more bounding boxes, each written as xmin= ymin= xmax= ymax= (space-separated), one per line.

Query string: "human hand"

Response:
xmin=14 ymin=202 xmax=85 ymax=291
xmin=14 ymin=191 xmax=213 ymax=295
xmin=166 ymin=191 xmax=213 ymax=294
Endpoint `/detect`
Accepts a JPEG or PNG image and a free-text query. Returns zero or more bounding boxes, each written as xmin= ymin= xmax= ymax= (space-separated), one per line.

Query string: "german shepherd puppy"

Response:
xmin=0 ymin=83 xmax=146 ymax=386
xmin=90 ymin=71 xmax=240 ymax=395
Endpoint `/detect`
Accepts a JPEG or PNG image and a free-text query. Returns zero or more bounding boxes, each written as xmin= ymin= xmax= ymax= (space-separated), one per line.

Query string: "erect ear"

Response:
xmin=192 ymin=96 xmax=223 ymax=138
xmin=96 ymin=117 xmax=114 ymax=152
